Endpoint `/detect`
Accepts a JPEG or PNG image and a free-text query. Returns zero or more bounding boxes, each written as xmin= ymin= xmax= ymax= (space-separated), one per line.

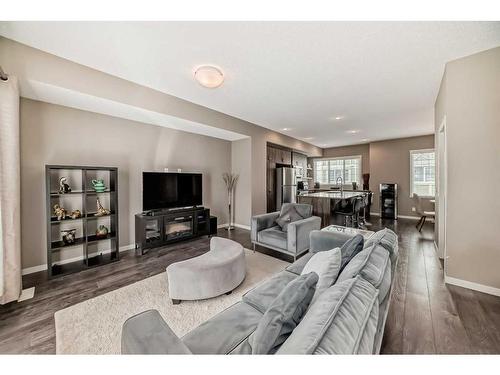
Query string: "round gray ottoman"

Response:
xmin=166 ymin=237 xmax=246 ymax=304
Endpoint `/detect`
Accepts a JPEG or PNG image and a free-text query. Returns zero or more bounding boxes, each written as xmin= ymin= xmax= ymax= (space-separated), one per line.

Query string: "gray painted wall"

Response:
xmin=231 ymin=138 xmax=252 ymax=227
xmin=435 ymin=46 xmax=500 ymax=289
xmin=369 ymin=135 xmax=435 ymax=217
xmin=20 ymin=99 xmax=231 ymax=269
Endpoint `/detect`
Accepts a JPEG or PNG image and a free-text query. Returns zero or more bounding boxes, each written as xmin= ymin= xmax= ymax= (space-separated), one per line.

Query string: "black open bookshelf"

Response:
xmin=45 ymin=165 xmax=120 ymax=278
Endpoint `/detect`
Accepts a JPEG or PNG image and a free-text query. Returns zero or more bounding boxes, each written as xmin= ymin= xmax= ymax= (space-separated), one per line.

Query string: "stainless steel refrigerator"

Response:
xmin=276 ymin=167 xmax=297 ymax=209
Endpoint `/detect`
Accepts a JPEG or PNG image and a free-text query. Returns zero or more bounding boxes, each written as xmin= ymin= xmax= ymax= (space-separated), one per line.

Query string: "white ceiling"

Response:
xmin=2 ymin=22 xmax=500 ymax=147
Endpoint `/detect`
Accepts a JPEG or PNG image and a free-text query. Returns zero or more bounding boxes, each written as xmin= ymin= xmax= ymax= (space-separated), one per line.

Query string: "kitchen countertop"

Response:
xmin=299 ymin=189 xmax=371 ymax=193
xmin=298 ymin=191 xmax=367 ymax=199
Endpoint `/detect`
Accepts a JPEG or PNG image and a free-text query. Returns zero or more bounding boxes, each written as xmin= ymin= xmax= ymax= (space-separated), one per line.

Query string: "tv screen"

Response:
xmin=143 ymin=172 xmax=202 ymax=211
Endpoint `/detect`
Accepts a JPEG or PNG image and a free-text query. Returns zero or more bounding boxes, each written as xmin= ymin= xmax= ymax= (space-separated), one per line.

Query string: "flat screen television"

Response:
xmin=142 ymin=172 xmax=202 ymax=211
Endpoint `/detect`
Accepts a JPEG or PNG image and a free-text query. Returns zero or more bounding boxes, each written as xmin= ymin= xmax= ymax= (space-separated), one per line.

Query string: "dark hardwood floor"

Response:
xmin=1 ymin=217 xmax=500 ymax=354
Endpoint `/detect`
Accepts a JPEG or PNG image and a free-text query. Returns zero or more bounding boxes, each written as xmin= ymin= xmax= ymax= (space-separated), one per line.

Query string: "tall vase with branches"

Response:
xmin=223 ymin=173 xmax=239 ymax=230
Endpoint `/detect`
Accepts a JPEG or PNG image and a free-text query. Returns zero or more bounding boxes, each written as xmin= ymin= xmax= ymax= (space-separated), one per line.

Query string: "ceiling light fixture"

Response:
xmin=361 ymin=138 xmax=370 ymax=142
xmin=194 ymin=65 xmax=225 ymax=88
xmin=334 ymin=116 xmax=344 ymax=120
xmin=282 ymin=128 xmax=291 ymax=131
xmin=346 ymin=130 xmax=360 ymax=134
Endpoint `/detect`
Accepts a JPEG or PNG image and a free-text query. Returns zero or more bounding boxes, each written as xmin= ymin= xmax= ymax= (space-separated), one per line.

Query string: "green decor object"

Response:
xmin=91 ymin=179 xmax=106 ymax=192
xmin=96 ymin=225 xmax=109 ymax=238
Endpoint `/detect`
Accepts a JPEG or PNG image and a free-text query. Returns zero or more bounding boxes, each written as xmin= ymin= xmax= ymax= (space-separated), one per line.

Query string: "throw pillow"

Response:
xmin=275 ymin=204 xmax=304 ymax=232
xmin=251 ymin=272 xmax=319 ymax=354
xmin=339 ymin=234 xmax=364 ymax=271
xmin=301 ymin=247 xmax=342 ymax=303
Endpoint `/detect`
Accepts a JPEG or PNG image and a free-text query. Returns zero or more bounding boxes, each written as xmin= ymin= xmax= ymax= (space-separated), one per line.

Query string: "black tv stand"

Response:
xmin=135 ymin=206 xmax=211 ymax=255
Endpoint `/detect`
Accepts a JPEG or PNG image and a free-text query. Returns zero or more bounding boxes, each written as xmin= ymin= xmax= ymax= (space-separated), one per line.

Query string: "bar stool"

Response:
xmin=336 ymin=196 xmax=363 ymax=228
xmin=358 ymin=192 xmax=373 ymax=228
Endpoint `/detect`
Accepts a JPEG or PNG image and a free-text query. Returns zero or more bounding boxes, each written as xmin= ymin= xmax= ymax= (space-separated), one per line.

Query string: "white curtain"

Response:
xmin=0 ymin=75 xmax=21 ymax=304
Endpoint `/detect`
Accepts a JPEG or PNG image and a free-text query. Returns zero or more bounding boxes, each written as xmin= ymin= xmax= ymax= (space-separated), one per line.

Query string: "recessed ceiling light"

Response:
xmin=361 ymin=138 xmax=370 ymax=142
xmin=194 ymin=65 xmax=224 ymax=88
xmin=346 ymin=130 xmax=360 ymax=134
xmin=282 ymin=128 xmax=291 ymax=131
xmin=334 ymin=116 xmax=344 ymax=120
xmin=304 ymin=137 xmax=314 ymax=140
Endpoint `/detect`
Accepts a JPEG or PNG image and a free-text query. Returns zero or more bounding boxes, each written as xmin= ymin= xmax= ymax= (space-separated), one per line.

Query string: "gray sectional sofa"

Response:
xmin=121 ymin=228 xmax=398 ymax=355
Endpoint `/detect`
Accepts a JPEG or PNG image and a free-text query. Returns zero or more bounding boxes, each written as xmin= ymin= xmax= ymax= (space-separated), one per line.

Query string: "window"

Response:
xmin=313 ymin=156 xmax=362 ymax=185
xmin=410 ymin=149 xmax=435 ymax=197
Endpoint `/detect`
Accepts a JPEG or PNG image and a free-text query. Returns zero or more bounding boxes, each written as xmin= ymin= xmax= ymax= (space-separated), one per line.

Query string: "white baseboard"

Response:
xmin=21 ymin=264 xmax=47 ymax=276
xmin=217 ymin=223 xmax=251 ymax=230
xmin=445 ymin=275 xmax=500 ymax=297
xmin=234 ymin=223 xmax=251 ymax=230
xmin=22 ymin=244 xmax=135 ymax=276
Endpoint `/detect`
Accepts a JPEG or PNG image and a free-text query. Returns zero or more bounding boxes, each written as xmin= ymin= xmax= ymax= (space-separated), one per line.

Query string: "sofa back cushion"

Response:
xmin=301 ymin=248 xmax=341 ymax=303
xmin=364 ymin=228 xmax=398 ymax=263
xmin=276 ymin=276 xmax=379 ymax=354
xmin=339 ymin=234 xmax=364 ymax=270
xmin=251 ymin=272 xmax=318 ymax=354
xmin=336 ymin=244 xmax=391 ymax=302
xmin=309 ymin=229 xmax=354 ymax=253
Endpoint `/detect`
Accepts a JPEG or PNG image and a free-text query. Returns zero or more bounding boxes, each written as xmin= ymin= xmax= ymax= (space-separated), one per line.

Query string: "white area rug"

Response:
xmin=54 ymin=249 xmax=288 ymax=354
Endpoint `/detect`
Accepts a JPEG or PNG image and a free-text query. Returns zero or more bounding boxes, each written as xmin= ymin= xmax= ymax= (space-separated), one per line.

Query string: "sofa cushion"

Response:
xmin=340 ymin=234 xmax=364 ymax=270
xmin=275 ymin=204 xmax=304 ymax=232
xmin=276 ymin=276 xmax=379 ymax=354
xmin=251 ymin=272 xmax=318 ymax=354
xmin=181 ymin=301 xmax=263 ymax=354
xmin=285 ymin=252 xmax=313 ymax=275
xmin=310 ymin=229 xmax=354 ymax=253
xmin=336 ymin=244 xmax=392 ymax=302
xmin=257 ymin=226 xmax=287 ymax=249
xmin=364 ymin=228 xmax=398 ymax=263
xmin=242 ymin=270 xmax=297 ymax=314
xmin=301 ymin=248 xmax=341 ymax=303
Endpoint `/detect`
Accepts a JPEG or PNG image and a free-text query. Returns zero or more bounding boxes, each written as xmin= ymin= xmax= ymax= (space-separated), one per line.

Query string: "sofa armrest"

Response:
xmin=287 ymin=216 xmax=321 ymax=254
xmin=251 ymin=212 xmax=280 ymax=242
xmin=309 ymin=230 xmax=354 ymax=253
xmin=121 ymin=310 xmax=192 ymax=354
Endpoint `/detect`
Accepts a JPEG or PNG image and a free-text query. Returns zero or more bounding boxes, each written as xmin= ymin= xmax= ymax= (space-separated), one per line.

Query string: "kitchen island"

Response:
xmin=297 ymin=190 xmax=370 ymax=227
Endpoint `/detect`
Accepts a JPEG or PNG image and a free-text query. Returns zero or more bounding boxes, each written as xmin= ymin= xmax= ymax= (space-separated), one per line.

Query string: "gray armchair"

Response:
xmin=251 ymin=203 xmax=321 ymax=261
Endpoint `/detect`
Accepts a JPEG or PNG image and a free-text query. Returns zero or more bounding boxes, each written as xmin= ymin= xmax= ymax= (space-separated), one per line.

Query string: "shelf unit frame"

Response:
xmin=45 ymin=165 xmax=120 ymax=278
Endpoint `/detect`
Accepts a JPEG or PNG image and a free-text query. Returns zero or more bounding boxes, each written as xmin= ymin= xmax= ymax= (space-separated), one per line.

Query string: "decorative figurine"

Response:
xmin=59 ymin=177 xmax=72 ymax=194
xmin=61 ymin=229 xmax=76 ymax=244
xmin=95 ymin=198 xmax=110 ymax=216
xmin=53 ymin=204 xmax=67 ymax=221
xmin=91 ymin=179 xmax=106 ymax=192
xmin=95 ymin=225 xmax=109 ymax=238
xmin=69 ymin=209 xmax=82 ymax=219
